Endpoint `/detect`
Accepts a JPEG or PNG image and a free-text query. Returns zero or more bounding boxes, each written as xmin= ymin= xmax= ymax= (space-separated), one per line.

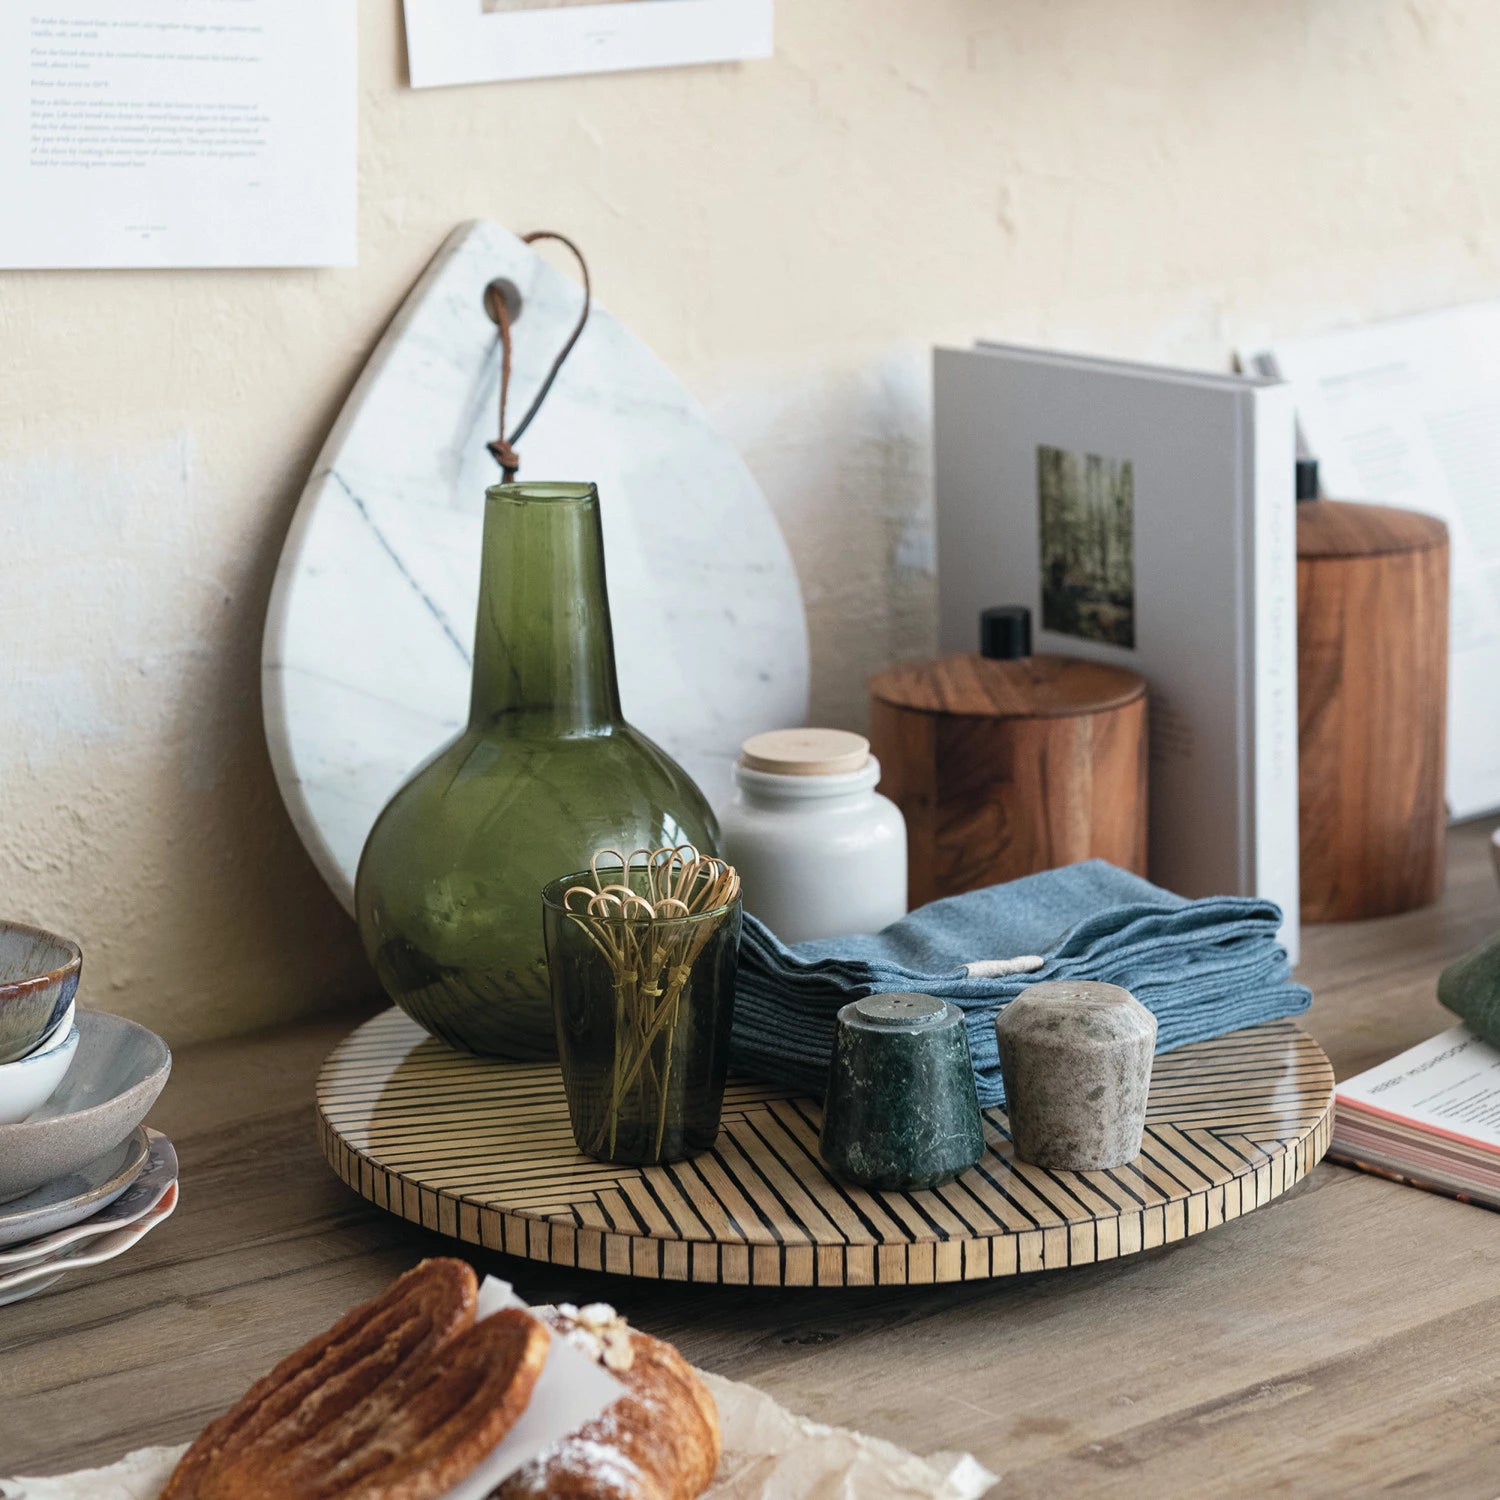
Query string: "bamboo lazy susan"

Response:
xmin=318 ymin=1010 xmax=1334 ymax=1288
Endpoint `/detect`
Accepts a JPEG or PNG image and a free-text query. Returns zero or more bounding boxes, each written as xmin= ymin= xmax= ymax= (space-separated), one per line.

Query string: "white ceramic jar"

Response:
xmin=718 ymin=729 xmax=907 ymax=943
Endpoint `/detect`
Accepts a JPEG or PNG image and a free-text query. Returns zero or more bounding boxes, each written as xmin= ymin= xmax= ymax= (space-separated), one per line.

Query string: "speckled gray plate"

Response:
xmin=0 ymin=1011 xmax=169 ymax=1203
xmin=0 ymin=1126 xmax=159 ymax=1251
xmin=0 ymin=1179 xmax=178 ymax=1304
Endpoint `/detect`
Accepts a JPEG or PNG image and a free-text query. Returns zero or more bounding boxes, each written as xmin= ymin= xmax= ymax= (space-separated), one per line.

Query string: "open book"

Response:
xmin=1331 ymin=1027 xmax=1500 ymax=1211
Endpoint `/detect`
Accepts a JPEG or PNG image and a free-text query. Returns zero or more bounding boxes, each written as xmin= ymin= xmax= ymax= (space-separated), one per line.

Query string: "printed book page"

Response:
xmin=0 ymin=1 xmax=355 ymax=268
xmin=1338 ymin=1025 xmax=1500 ymax=1152
xmin=1248 ymin=305 xmax=1500 ymax=819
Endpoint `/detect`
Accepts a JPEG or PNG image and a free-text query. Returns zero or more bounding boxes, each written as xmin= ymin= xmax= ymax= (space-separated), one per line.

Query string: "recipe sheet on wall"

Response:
xmin=1249 ymin=303 xmax=1500 ymax=821
xmin=0 ymin=1 xmax=356 ymax=268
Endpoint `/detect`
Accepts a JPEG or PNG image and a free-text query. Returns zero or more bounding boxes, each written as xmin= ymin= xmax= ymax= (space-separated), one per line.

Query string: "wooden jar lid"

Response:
xmin=740 ymin=728 xmax=871 ymax=776
xmin=1297 ymin=499 xmax=1448 ymax=560
xmin=868 ymin=653 xmax=1145 ymax=721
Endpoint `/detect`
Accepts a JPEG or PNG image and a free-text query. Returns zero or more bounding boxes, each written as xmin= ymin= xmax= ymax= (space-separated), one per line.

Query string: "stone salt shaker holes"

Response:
xmin=995 ymin=980 xmax=1156 ymax=1171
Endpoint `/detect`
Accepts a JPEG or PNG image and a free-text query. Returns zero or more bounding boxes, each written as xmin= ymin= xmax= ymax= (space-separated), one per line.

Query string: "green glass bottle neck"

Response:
xmin=469 ymin=484 xmax=624 ymax=733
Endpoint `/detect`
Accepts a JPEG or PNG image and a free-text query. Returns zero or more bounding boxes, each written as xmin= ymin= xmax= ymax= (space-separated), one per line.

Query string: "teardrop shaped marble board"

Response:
xmin=263 ymin=221 xmax=809 ymax=913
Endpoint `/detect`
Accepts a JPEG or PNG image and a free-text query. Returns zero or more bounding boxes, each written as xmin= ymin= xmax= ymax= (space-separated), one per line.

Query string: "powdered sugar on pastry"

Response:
xmin=549 ymin=1304 xmax=636 ymax=1373
xmin=495 ymin=1306 xmax=720 ymax=1500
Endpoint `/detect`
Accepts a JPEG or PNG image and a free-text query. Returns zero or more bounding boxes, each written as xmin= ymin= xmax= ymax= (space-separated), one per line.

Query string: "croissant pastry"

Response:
xmin=163 ymin=1258 xmax=550 ymax=1500
xmin=495 ymin=1303 xmax=720 ymax=1500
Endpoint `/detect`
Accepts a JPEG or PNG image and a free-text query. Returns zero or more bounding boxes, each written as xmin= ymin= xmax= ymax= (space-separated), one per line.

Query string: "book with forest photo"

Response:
xmin=933 ymin=342 xmax=1300 ymax=959
xmin=1036 ymin=444 xmax=1136 ymax=648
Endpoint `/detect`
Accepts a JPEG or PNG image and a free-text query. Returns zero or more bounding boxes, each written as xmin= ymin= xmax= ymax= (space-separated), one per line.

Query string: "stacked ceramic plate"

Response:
xmin=0 ymin=923 xmax=176 ymax=1305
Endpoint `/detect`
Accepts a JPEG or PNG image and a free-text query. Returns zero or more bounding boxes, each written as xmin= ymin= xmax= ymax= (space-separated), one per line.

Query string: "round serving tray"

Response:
xmin=318 ymin=1008 xmax=1334 ymax=1288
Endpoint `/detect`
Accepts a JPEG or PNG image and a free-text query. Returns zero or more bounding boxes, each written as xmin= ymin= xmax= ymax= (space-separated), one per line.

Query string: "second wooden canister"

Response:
xmin=868 ymin=606 xmax=1148 ymax=907
xmin=1296 ymin=462 xmax=1449 ymax=921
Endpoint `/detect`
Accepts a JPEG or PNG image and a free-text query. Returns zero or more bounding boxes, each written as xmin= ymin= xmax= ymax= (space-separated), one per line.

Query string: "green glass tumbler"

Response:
xmin=355 ymin=483 xmax=719 ymax=1061
xmin=543 ymin=867 xmax=742 ymax=1166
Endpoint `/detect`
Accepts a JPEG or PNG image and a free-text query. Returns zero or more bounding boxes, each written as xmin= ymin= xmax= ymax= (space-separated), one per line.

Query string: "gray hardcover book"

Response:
xmin=934 ymin=342 xmax=1300 ymax=961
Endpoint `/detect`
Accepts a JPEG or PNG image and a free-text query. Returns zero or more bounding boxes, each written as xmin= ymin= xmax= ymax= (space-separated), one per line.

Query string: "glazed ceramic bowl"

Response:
xmin=0 ymin=1010 xmax=170 ymax=1203
xmin=0 ymin=1019 xmax=79 ymax=1126
xmin=0 ymin=923 xmax=82 ymax=1066
xmin=28 ymin=998 xmax=76 ymax=1060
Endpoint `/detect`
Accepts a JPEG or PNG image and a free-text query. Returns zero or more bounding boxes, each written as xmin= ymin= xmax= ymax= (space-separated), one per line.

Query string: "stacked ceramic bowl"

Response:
xmin=0 ymin=922 xmax=176 ymax=1305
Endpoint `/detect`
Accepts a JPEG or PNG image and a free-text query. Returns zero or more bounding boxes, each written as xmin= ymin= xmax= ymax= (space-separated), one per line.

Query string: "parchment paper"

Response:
xmin=2 ymin=1367 xmax=996 ymax=1500
xmin=701 ymin=1371 xmax=996 ymax=1499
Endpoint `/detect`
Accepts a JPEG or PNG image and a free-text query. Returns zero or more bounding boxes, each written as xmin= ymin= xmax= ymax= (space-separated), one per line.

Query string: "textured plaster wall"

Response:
xmin=2 ymin=0 xmax=1498 ymax=1044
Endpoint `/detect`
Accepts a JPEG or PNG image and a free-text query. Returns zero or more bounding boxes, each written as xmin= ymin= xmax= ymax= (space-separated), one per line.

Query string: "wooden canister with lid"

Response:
xmin=868 ymin=607 xmax=1148 ymax=907
xmin=1296 ymin=462 xmax=1449 ymax=921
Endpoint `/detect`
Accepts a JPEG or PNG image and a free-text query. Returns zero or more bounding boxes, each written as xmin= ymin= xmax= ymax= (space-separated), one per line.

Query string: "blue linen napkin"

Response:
xmin=730 ymin=859 xmax=1311 ymax=1106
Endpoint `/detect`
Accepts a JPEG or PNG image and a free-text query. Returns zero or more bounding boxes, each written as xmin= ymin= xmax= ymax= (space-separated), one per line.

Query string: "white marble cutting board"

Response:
xmin=262 ymin=221 xmax=809 ymax=915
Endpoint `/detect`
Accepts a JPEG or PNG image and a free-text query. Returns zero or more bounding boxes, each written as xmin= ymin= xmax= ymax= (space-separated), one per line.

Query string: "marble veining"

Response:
xmin=263 ymin=221 xmax=810 ymax=913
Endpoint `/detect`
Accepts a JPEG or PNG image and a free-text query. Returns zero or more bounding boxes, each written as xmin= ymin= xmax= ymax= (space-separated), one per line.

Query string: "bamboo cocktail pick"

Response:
xmin=562 ymin=846 xmax=740 ymax=1158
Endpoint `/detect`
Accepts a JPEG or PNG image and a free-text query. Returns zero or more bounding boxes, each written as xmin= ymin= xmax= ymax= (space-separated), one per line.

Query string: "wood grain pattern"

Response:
xmin=5 ymin=818 xmax=1500 ymax=1497
xmin=315 ymin=1011 xmax=1331 ymax=1287
xmin=1297 ymin=500 xmax=1449 ymax=922
xmin=869 ymin=654 xmax=1148 ymax=906
xmin=868 ymin=653 xmax=1145 ymax=719
xmin=1296 ymin=497 xmax=1449 ymax=559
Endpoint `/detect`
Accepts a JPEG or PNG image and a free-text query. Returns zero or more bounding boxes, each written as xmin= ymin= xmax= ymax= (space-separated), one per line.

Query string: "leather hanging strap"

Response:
xmin=487 ymin=231 xmax=592 ymax=482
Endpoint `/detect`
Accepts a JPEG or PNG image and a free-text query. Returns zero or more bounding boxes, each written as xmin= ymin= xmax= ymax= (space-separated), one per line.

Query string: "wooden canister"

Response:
xmin=1297 ymin=491 xmax=1449 ymax=921
xmin=868 ymin=609 xmax=1148 ymax=907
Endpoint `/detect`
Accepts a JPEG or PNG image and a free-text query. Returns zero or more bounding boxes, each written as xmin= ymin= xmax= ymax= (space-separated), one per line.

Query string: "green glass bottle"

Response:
xmin=355 ymin=481 xmax=719 ymax=1061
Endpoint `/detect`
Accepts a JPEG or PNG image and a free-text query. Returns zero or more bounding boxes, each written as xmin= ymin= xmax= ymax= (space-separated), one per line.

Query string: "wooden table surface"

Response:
xmin=5 ymin=822 xmax=1500 ymax=1495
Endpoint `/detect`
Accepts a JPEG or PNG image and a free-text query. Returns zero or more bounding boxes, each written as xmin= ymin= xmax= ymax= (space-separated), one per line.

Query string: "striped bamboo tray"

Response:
xmin=318 ymin=1008 xmax=1334 ymax=1288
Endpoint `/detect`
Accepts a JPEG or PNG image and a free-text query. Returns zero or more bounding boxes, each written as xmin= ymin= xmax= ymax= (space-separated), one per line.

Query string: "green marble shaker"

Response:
xmin=819 ymin=993 xmax=985 ymax=1190
xmin=355 ymin=482 xmax=718 ymax=1061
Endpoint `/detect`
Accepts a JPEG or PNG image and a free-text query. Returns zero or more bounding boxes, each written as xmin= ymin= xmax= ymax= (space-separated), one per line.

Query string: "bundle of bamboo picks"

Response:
xmin=563 ymin=846 xmax=741 ymax=1158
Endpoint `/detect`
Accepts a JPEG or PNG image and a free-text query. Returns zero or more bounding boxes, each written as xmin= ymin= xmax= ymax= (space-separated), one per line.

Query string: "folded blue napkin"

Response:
xmin=730 ymin=860 xmax=1311 ymax=1106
